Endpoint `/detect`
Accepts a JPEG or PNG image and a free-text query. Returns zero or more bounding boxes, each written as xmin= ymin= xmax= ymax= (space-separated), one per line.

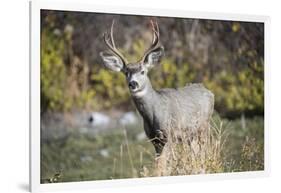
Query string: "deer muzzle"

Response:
xmin=128 ymin=81 xmax=139 ymax=91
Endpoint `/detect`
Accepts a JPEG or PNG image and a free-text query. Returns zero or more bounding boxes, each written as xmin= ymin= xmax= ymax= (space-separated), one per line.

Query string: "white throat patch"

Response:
xmin=131 ymin=86 xmax=148 ymax=98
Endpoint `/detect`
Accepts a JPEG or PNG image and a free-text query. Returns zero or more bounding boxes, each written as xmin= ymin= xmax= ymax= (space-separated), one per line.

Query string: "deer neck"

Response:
xmin=132 ymin=80 xmax=158 ymax=122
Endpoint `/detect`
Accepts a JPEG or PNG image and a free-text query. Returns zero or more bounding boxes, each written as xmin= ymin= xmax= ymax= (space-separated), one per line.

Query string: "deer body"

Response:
xmin=132 ymin=81 xmax=214 ymax=154
xmin=100 ymin=20 xmax=214 ymax=155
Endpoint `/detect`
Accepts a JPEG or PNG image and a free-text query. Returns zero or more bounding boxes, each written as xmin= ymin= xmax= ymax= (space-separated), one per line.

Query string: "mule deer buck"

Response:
xmin=100 ymin=20 xmax=214 ymax=157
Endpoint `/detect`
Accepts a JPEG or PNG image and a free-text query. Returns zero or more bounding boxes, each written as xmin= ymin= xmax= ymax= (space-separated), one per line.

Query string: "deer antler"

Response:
xmin=151 ymin=20 xmax=160 ymax=44
xmin=141 ymin=20 xmax=161 ymax=62
xmin=103 ymin=20 xmax=127 ymax=65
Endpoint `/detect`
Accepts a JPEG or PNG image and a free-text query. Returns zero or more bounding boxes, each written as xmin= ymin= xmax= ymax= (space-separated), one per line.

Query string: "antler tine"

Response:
xmin=151 ymin=20 xmax=160 ymax=44
xmin=110 ymin=19 xmax=116 ymax=48
xmin=150 ymin=20 xmax=156 ymax=44
xmin=103 ymin=20 xmax=127 ymax=64
xmin=155 ymin=20 xmax=159 ymax=37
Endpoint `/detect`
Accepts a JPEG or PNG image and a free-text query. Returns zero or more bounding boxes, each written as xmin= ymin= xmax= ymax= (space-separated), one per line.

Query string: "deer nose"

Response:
xmin=129 ymin=81 xmax=138 ymax=90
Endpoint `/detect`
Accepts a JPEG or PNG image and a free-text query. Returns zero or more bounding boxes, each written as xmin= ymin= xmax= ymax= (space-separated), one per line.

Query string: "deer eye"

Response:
xmin=141 ymin=70 xmax=145 ymax=75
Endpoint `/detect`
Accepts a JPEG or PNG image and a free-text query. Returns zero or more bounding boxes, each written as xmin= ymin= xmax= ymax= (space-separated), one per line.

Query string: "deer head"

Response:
xmin=100 ymin=20 xmax=164 ymax=97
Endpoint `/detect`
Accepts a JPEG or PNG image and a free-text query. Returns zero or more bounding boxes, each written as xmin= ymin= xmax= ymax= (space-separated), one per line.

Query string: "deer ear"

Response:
xmin=144 ymin=46 xmax=164 ymax=69
xmin=100 ymin=52 xmax=124 ymax=72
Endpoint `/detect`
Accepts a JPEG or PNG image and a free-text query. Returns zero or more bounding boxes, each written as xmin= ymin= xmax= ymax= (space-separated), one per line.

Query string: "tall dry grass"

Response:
xmin=137 ymin=116 xmax=229 ymax=177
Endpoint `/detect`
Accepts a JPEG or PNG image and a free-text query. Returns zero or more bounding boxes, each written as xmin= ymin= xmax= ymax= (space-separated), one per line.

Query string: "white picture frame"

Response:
xmin=30 ymin=0 xmax=270 ymax=192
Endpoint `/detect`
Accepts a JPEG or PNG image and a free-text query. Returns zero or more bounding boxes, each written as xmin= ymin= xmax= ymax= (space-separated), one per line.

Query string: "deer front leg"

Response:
xmin=152 ymin=130 xmax=167 ymax=156
xmin=143 ymin=121 xmax=167 ymax=156
xmin=152 ymin=131 xmax=168 ymax=176
xmin=152 ymin=140 xmax=164 ymax=156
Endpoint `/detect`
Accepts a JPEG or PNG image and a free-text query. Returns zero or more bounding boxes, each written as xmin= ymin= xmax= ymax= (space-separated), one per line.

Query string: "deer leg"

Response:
xmin=152 ymin=139 xmax=168 ymax=176
xmin=152 ymin=130 xmax=167 ymax=156
xmin=152 ymin=140 xmax=164 ymax=157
